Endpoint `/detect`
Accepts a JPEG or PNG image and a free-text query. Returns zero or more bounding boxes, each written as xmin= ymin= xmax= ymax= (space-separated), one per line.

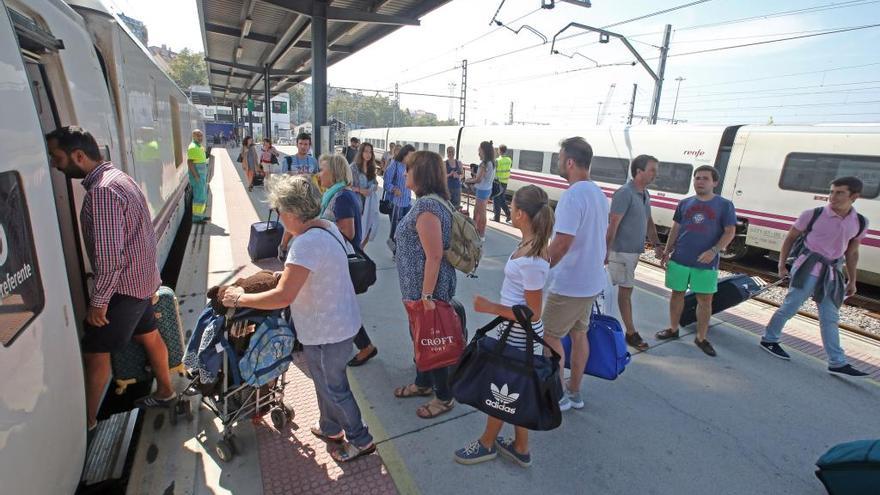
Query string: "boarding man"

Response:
xmin=345 ymin=136 xmax=360 ymax=163
xmin=46 ymin=126 xmax=177 ymax=434
xmin=493 ymin=144 xmax=512 ymax=223
xmin=606 ymin=155 xmax=664 ymax=351
xmin=657 ymin=165 xmax=736 ymax=356
xmin=544 ymin=137 xmax=610 ymax=411
xmin=759 ymin=177 xmax=869 ymax=377
xmin=187 ymin=129 xmax=209 ymax=222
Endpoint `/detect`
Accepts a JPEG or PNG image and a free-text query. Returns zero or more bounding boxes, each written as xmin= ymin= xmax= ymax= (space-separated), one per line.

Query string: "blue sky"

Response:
xmin=112 ymin=0 xmax=880 ymax=126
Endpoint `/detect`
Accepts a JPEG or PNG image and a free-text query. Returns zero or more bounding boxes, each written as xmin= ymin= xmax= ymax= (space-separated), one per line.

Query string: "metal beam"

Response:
xmin=291 ymin=40 xmax=353 ymax=53
xmin=211 ymin=69 xmax=288 ymax=80
xmin=204 ymin=58 xmax=310 ymax=76
xmin=312 ymin=1 xmax=328 ymax=155
xmin=204 ymin=22 xmax=278 ymax=44
xmin=261 ymin=0 xmax=419 ymax=25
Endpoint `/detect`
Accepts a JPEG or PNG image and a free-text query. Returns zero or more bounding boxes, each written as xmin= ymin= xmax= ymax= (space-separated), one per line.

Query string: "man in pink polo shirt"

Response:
xmin=760 ymin=176 xmax=868 ymax=378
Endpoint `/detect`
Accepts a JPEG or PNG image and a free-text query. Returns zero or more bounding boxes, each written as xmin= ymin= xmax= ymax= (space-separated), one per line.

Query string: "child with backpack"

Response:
xmin=453 ymin=185 xmax=555 ymax=468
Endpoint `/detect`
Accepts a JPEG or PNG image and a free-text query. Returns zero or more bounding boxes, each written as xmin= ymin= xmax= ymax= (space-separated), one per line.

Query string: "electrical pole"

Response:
xmin=649 ymin=24 xmax=672 ymax=124
xmin=509 ymin=101 xmax=514 ymax=125
xmin=459 ymin=59 xmax=468 ymax=126
xmin=627 ymin=83 xmax=637 ymax=125
xmin=448 ymin=82 xmax=457 ymax=121
xmin=671 ymin=76 xmax=685 ymax=124
xmin=595 ymin=101 xmax=603 ymax=125
xmin=392 ymin=83 xmax=398 ymax=127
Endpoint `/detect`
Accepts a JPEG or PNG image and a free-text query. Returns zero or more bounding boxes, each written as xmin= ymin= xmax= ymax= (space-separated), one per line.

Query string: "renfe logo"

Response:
xmin=485 ymin=383 xmax=520 ymax=414
xmin=683 ymin=149 xmax=706 ymax=158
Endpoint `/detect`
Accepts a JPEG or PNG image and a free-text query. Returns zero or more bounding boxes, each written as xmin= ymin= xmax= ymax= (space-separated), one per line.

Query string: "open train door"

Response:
xmin=0 ymin=5 xmax=86 ymax=494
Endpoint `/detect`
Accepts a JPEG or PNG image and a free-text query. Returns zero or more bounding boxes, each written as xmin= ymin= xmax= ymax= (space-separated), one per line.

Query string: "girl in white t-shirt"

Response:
xmin=454 ymin=185 xmax=554 ymax=469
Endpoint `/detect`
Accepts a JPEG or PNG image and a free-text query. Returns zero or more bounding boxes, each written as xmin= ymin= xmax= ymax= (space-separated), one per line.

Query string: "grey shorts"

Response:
xmin=608 ymin=251 xmax=640 ymax=288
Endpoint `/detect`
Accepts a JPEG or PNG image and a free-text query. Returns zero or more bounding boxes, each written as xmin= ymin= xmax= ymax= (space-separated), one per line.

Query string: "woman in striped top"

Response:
xmin=454 ymin=185 xmax=555 ymax=468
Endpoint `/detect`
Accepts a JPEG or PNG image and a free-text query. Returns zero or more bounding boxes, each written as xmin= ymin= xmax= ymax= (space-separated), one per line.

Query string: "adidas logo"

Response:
xmin=485 ymin=383 xmax=519 ymax=414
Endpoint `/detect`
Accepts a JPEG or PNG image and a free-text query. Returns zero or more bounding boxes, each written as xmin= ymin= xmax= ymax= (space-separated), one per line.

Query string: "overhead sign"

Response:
xmin=247 ymin=97 xmax=255 ymax=112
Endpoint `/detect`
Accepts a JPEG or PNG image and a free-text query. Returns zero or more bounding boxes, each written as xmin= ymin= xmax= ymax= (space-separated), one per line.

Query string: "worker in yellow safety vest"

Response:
xmin=493 ymin=144 xmax=512 ymax=223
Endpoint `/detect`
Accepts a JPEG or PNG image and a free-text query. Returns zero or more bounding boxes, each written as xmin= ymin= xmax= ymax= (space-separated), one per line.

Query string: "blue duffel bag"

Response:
xmin=248 ymin=209 xmax=284 ymax=261
xmin=562 ymin=303 xmax=631 ymax=380
xmin=815 ymin=439 xmax=880 ymax=495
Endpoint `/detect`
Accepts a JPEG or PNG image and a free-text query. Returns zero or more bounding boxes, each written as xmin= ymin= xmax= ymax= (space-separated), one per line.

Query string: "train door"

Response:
xmin=713 ymin=125 xmax=744 ymax=194
xmin=0 ymin=5 xmax=86 ymax=494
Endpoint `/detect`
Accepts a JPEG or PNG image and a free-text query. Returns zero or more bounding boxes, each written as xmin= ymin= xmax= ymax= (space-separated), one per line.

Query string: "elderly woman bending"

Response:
xmin=221 ymin=174 xmax=375 ymax=462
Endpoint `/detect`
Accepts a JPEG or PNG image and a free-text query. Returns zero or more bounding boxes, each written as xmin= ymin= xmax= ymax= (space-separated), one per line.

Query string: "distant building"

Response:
xmin=148 ymin=44 xmax=177 ymax=73
xmin=118 ymin=12 xmax=148 ymax=45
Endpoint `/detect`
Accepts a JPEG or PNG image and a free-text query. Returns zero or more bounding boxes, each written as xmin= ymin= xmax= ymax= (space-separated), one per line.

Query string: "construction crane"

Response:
xmin=596 ymin=83 xmax=616 ymax=125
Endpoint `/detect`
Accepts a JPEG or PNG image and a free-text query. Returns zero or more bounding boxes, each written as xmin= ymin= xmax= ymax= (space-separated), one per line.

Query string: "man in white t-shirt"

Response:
xmin=544 ymin=136 xmax=609 ymax=411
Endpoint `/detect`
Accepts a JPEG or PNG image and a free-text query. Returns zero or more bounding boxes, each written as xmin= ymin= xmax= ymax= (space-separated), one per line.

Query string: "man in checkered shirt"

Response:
xmin=46 ymin=126 xmax=177 ymax=433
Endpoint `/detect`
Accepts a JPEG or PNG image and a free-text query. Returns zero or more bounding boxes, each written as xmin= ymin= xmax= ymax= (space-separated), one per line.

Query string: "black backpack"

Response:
xmin=787 ymin=207 xmax=866 ymax=266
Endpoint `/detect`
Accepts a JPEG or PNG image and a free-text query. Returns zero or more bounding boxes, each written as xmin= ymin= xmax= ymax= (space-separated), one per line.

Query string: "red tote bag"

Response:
xmin=405 ymin=300 xmax=465 ymax=372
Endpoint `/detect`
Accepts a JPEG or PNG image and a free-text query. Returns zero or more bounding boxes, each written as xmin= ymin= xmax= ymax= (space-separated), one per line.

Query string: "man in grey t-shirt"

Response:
xmin=605 ymin=154 xmax=664 ymax=350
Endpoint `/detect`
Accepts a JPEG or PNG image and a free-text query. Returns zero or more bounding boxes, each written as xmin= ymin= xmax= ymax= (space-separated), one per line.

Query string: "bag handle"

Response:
xmin=266 ymin=208 xmax=279 ymax=228
xmin=475 ymin=305 xmax=560 ymax=369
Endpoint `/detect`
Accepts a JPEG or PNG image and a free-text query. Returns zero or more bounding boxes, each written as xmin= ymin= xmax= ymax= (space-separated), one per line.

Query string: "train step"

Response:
xmin=80 ymin=410 xmax=139 ymax=488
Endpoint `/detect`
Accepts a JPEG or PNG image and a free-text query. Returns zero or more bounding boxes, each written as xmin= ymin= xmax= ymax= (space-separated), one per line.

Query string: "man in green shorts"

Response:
xmin=657 ymin=166 xmax=736 ymax=356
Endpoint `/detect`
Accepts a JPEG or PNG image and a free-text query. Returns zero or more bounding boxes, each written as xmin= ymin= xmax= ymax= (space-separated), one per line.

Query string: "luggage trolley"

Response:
xmin=183 ymin=307 xmax=294 ymax=462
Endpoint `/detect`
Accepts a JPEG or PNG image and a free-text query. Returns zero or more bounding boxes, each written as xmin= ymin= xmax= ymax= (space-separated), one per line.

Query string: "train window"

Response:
xmin=517 ymin=150 xmax=545 ymax=172
xmin=439 ymin=144 xmax=445 ymax=154
xmin=169 ymin=96 xmax=183 ymax=166
xmin=780 ymin=153 xmax=880 ymax=199
xmin=0 ymin=172 xmax=46 ymax=346
xmin=651 ymin=161 xmax=694 ymax=194
xmin=550 ymin=153 xmax=560 ymax=175
xmin=590 ymin=156 xmax=629 ymax=185
xmin=423 ymin=143 xmax=430 ymax=151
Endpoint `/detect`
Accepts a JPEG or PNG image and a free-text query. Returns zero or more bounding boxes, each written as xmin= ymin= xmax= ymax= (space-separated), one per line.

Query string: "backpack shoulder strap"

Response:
xmin=855 ymin=213 xmax=867 ymax=240
xmin=423 ymin=193 xmax=454 ymax=214
xmin=804 ymin=206 xmax=823 ymax=235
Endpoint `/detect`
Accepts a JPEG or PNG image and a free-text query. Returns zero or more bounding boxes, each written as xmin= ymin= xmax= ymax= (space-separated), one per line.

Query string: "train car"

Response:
xmin=0 ymin=0 xmax=199 ymax=492
xmin=350 ymin=126 xmax=391 ymax=154
xmin=721 ymin=125 xmax=879 ymax=285
xmin=356 ymin=123 xmax=878 ymax=285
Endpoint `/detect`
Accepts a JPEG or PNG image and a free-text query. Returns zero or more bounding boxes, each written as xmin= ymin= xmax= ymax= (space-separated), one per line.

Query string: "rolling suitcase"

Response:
xmin=679 ymin=274 xmax=785 ymax=327
xmin=111 ymin=286 xmax=186 ymax=394
xmin=248 ymin=209 xmax=284 ymax=261
xmin=815 ymin=439 xmax=880 ymax=495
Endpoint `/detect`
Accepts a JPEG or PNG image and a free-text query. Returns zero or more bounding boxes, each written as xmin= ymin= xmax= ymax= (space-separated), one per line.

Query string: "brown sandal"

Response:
xmin=655 ymin=328 xmax=680 ymax=340
xmin=626 ymin=331 xmax=650 ymax=351
xmin=416 ymin=399 xmax=455 ymax=419
xmin=394 ymin=384 xmax=433 ymax=398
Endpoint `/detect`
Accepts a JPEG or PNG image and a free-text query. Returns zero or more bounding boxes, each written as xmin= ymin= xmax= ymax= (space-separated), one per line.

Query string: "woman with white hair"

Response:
xmin=221 ymin=174 xmax=375 ymax=462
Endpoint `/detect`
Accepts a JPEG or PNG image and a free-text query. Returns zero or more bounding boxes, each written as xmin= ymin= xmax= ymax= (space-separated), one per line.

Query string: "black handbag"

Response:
xmin=380 ymin=162 xmax=398 ymax=215
xmin=310 ymin=227 xmax=377 ymax=294
xmin=450 ymin=305 xmax=564 ymax=431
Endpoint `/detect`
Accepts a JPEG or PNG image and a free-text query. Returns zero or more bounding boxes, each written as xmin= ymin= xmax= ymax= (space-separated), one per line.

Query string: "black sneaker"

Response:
xmin=828 ymin=364 xmax=869 ymax=378
xmin=760 ymin=341 xmax=791 ymax=360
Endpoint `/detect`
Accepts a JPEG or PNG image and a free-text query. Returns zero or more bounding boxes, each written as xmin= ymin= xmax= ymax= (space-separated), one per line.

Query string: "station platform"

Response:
xmin=126 ymin=148 xmax=880 ymax=495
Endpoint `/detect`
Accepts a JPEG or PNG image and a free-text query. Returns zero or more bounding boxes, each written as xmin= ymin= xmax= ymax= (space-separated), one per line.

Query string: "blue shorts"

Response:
xmin=475 ymin=188 xmax=492 ymax=201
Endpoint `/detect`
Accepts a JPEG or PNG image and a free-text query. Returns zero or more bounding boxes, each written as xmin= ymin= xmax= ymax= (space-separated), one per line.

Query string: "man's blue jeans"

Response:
xmin=302 ymin=338 xmax=373 ymax=447
xmin=762 ymin=274 xmax=847 ymax=367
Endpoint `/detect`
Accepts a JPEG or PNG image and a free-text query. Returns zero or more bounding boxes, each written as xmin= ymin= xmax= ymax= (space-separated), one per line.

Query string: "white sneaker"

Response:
xmin=558 ymin=395 xmax=572 ymax=412
xmin=566 ymin=390 xmax=585 ymax=409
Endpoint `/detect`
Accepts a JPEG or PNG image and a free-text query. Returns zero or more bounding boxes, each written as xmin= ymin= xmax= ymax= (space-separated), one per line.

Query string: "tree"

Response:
xmin=168 ymin=48 xmax=208 ymax=90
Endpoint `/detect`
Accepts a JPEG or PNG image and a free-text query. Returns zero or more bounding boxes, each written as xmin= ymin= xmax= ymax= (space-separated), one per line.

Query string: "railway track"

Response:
xmin=637 ymin=256 xmax=880 ymax=342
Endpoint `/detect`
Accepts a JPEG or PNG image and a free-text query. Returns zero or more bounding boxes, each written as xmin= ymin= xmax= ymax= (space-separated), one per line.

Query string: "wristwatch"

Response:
xmin=710 ymin=245 xmax=721 ymax=254
xmin=421 ymin=294 xmax=434 ymax=301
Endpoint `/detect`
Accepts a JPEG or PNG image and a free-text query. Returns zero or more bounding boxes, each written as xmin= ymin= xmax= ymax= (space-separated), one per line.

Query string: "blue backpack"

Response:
xmin=238 ymin=316 xmax=295 ymax=387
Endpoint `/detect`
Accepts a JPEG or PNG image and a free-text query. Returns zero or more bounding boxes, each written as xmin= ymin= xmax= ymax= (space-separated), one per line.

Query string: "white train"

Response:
xmin=0 ymin=0 xmax=199 ymax=492
xmin=352 ymin=124 xmax=880 ymax=286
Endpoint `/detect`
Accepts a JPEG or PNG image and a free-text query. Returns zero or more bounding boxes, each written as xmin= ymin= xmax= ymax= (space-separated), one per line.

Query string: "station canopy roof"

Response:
xmin=198 ymin=0 xmax=451 ymax=107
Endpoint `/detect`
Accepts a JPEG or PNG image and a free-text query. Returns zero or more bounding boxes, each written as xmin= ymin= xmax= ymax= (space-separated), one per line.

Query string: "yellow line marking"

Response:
xmin=348 ymin=372 xmax=421 ymax=495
